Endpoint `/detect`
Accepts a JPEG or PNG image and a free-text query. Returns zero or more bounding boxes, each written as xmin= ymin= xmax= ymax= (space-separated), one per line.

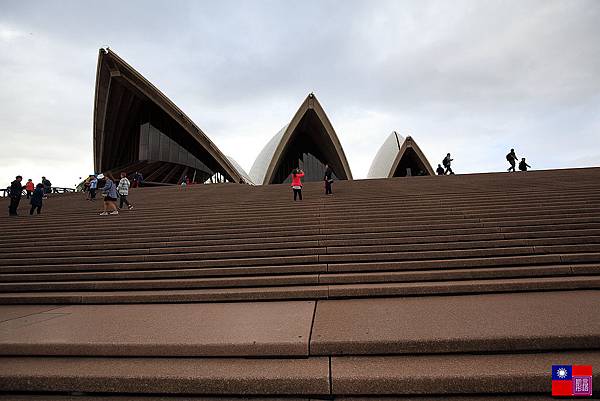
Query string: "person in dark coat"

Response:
xmin=41 ymin=176 xmax=51 ymax=198
xmin=8 ymin=175 xmax=23 ymax=216
xmin=443 ymin=153 xmax=454 ymax=174
xmin=323 ymin=164 xmax=334 ymax=195
xmin=506 ymin=148 xmax=518 ymax=172
xmin=30 ymin=183 xmax=44 ymax=215
xmin=436 ymin=164 xmax=445 ymax=175
xmin=519 ymin=158 xmax=531 ymax=171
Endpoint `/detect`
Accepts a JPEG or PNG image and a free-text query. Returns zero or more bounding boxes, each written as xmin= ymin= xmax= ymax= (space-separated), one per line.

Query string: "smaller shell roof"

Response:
xmin=227 ymin=156 xmax=254 ymax=185
xmin=367 ymin=132 xmax=434 ymax=178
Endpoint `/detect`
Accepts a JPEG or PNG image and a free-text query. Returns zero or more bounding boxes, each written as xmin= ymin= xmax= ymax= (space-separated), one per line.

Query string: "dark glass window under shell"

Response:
xmin=270 ymin=110 xmax=343 ymax=184
xmin=100 ymin=77 xmax=234 ymax=184
xmin=393 ymin=147 xmax=431 ymax=177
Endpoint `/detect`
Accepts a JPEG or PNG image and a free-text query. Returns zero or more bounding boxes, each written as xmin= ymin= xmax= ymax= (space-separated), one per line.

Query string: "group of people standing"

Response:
xmin=82 ymin=172 xmax=135 ymax=215
xmin=5 ymin=151 xmax=536 ymax=214
xmin=505 ymin=149 xmax=531 ymax=172
xmin=7 ymin=176 xmax=47 ymax=216
xmin=289 ymin=163 xmax=334 ymax=201
xmin=437 ymin=153 xmax=455 ymax=175
xmin=97 ymin=172 xmax=134 ymax=215
xmin=436 ymin=149 xmax=531 ymax=175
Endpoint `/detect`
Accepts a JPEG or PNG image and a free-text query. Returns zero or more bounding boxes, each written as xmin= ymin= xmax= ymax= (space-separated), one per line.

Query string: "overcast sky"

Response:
xmin=1 ymin=0 xmax=599 ymax=187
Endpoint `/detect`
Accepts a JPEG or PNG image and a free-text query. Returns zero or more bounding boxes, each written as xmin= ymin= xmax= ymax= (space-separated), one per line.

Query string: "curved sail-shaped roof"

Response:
xmin=368 ymin=132 xmax=434 ymax=178
xmin=249 ymin=93 xmax=352 ymax=185
xmin=227 ymin=156 xmax=254 ymax=184
xmin=93 ymin=48 xmax=243 ymax=184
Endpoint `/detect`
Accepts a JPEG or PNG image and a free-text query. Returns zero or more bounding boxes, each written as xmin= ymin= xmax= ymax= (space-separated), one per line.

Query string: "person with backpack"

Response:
xmin=41 ymin=176 xmax=51 ymax=198
xmin=506 ymin=148 xmax=518 ymax=172
xmin=436 ymin=164 xmax=445 ymax=175
xmin=97 ymin=173 xmax=119 ymax=215
xmin=443 ymin=153 xmax=454 ymax=174
xmin=8 ymin=175 xmax=23 ymax=216
xmin=519 ymin=158 xmax=531 ymax=171
xmin=291 ymin=168 xmax=305 ymax=201
xmin=117 ymin=172 xmax=133 ymax=210
xmin=24 ymin=179 xmax=34 ymax=199
xmin=323 ymin=164 xmax=333 ymax=195
xmin=29 ymin=183 xmax=44 ymax=215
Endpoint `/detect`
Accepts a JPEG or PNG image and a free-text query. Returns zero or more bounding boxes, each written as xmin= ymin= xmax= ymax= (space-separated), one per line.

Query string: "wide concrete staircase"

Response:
xmin=0 ymin=167 xmax=598 ymax=400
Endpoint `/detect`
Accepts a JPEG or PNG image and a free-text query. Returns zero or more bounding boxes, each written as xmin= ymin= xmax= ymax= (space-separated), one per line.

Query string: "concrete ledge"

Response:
xmin=312 ymin=290 xmax=600 ymax=354
xmin=331 ymin=351 xmax=600 ymax=395
xmin=0 ymin=356 xmax=330 ymax=395
xmin=0 ymin=301 xmax=315 ymax=357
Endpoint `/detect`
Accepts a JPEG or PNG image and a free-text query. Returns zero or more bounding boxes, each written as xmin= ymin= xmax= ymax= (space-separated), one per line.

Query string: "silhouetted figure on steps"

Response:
xmin=8 ymin=175 xmax=23 ymax=216
xmin=41 ymin=176 xmax=51 ymax=199
xmin=29 ymin=183 xmax=44 ymax=215
xmin=291 ymin=168 xmax=304 ymax=201
xmin=324 ymin=164 xmax=333 ymax=195
xmin=506 ymin=148 xmax=518 ymax=172
xmin=443 ymin=153 xmax=454 ymax=175
xmin=519 ymin=158 xmax=531 ymax=171
xmin=436 ymin=164 xmax=445 ymax=175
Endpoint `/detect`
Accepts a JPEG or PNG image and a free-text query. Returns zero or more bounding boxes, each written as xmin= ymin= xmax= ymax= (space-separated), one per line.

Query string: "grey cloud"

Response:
xmin=0 ymin=0 xmax=599 ymax=187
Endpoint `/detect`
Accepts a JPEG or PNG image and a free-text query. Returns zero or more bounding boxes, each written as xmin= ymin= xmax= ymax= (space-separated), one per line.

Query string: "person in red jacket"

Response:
xmin=291 ymin=168 xmax=305 ymax=201
xmin=24 ymin=179 xmax=34 ymax=199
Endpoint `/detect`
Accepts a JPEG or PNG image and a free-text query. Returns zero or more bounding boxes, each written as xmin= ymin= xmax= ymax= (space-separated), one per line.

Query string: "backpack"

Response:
xmin=506 ymin=153 xmax=513 ymax=161
xmin=442 ymin=158 xmax=449 ymax=167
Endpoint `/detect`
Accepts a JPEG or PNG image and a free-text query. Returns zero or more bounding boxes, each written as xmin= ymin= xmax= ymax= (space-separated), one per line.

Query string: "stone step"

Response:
xmin=0 ymin=255 xmax=321 ymax=274
xmin=0 ymin=263 xmax=328 ymax=282
xmin=2 ymin=202 xmax=598 ymax=237
xmin=0 ymin=229 xmax=600 ymax=258
xmin=0 ymin=356 xmax=330 ymax=395
xmin=0 ymin=301 xmax=315 ymax=357
xmin=311 ymin=290 xmax=600 ymax=355
xmin=2 ymin=221 xmax=598 ymax=251
xmin=0 ymin=276 xmax=597 ymax=304
xmin=1 ymin=262 xmax=588 ymax=284
xmin=0 ymin=274 xmax=321 ymax=292
xmin=330 ymin=350 xmax=600 ymax=395
xmin=3 ymin=235 xmax=599 ymax=263
xmin=0 ymin=285 xmax=330 ymax=304
xmin=327 ymin=275 xmax=600 ymax=298
xmin=319 ymin=264 xmax=578 ymax=284
xmin=0 ymin=351 xmax=596 ymax=396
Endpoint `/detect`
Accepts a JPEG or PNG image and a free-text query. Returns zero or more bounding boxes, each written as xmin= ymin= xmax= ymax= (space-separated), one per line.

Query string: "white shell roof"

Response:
xmin=367 ymin=132 xmax=406 ymax=179
xmin=249 ymin=124 xmax=288 ymax=185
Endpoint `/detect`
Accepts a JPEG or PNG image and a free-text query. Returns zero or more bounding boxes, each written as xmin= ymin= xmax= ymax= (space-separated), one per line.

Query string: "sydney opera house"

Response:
xmin=94 ymin=48 xmax=434 ymax=184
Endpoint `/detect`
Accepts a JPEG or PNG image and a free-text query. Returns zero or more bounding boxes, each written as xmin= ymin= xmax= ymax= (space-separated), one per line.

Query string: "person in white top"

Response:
xmin=117 ymin=172 xmax=134 ymax=210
